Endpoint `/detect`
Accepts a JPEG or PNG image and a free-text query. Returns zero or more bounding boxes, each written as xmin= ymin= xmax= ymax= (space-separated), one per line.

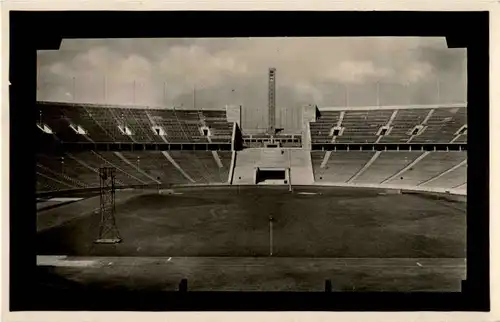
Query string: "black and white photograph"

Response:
xmin=5 ymin=9 xmax=491 ymax=315
xmin=34 ymin=36 xmax=468 ymax=292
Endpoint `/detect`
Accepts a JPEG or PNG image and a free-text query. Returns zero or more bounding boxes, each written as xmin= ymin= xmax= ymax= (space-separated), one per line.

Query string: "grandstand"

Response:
xmin=310 ymin=104 xmax=467 ymax=145
xmin=36 ymin=101 xmax=467 ymax=194
xmin=37 ymin=101 xmax=234 ymax=144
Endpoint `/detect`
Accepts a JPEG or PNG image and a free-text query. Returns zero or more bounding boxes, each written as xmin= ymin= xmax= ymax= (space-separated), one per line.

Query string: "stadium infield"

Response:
xmin=36 ymin=186 xmax=467 ymax=292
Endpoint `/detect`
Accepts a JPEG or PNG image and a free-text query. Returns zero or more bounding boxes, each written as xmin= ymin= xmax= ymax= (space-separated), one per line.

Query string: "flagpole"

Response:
xmin=437 ymin=78 xmax=441 ymax=105
xmin=133 ymin=80 xmax=136 ymax=105
xmin=164 ymin=82 xmax=166 ymax=107
xmin=284 ymin=108 xmax=288 ymax=130
xmin=72 ymin=77 xmax=76 ymax=103
xmin=376 ymin=81 xmax=380 ymax=107
xmin=345 ymin=84 xmax=349 ymax=107
xmin=256 ymin=107 xmax=259 ymax=129
xmin=103 ymin=76 xmax=106 ymax=104
xmin=263 ymin=107 xmax=266 ymax=132
xmin=406 ymin=83 xmax=410 ymax=105
xmin=280 ymin=108 xmax=283 ymax=129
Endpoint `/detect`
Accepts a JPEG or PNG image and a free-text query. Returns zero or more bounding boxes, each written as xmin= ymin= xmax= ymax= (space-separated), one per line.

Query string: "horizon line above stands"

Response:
xmin=36 ymin=100 xmax=234 ymax=111
xmin=317 ymin=102 xmax=467 ymax=111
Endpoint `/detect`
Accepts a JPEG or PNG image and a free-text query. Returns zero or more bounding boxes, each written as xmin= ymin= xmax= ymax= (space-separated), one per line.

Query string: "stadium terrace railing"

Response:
xmin=37 ymin=141 xmax=233 ymax=153
xmin=311 ymin=143 xmax=467 ymax=151
xmin=38 ymin=141 xmax=466 ymax=153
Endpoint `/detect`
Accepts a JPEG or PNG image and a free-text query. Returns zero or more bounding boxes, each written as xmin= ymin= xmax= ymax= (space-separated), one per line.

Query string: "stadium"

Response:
xmin=36 ymin=67 xmax=467 ymax=293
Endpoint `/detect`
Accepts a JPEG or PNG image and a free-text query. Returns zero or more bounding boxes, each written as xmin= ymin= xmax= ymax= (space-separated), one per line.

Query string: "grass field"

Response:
xmin=36 ymin=186 xmax=466 ymax=292
xmin=37 ymin=186 xmax=466 ymax=258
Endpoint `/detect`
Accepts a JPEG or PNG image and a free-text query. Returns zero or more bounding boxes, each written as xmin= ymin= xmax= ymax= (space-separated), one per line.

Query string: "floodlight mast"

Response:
xmin=95 ymin=167 xmax=122 ymax=244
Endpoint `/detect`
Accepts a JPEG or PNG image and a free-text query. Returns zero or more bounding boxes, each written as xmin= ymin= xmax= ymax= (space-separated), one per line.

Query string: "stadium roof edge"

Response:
xmin=317 ymin=103 xmax=467 ymax=112
xmin=36 ymin=100 xmax=227 ymax=111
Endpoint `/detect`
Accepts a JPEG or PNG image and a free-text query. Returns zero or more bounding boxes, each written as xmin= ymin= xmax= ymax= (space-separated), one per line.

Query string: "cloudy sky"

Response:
xmin=37 ymin=37 xmax=467 ymax=131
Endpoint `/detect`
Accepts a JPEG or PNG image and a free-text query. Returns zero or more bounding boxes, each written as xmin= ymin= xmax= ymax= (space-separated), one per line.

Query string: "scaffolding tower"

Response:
xmin=95 ymin=167 xmax=122 ymax=244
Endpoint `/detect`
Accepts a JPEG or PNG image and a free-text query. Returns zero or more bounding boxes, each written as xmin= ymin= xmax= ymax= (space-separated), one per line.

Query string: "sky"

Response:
xmin=37 ymin=37 xmax=467 ymax=131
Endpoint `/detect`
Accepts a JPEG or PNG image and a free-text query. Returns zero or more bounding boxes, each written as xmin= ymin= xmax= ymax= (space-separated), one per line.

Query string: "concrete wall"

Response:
xmin=232 ymin=148 xmax=315 ymax=186
xmin=232 ymin=149 xmax=260 ymax=185
xmin=301 ymin=104 xmax=317 ymax=150
xmin=226 ymin=105 xmax=242 ymax=128
xmin=289 ymin=149 xmax=315 ymax=185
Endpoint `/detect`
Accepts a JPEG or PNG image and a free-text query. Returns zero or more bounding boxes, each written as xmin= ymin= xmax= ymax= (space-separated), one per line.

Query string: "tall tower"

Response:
xmin=268 ymin=67 xmax=276 ymax=135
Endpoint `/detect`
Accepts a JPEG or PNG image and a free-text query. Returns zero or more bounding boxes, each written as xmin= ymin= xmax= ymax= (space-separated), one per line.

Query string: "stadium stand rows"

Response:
xmin=35 ymin=150 xmax=233 ymax=193
xmin=37 ymin=101 xmax=234 ymax=144
xmin=36 ymin=101 xmax=467 ymax=194
xmin=311 ymin=151 xmax=467 ymax=188
xmin=37 ymin=148 xmax=466 ymax=193
xmin=168 ymin=150 xmax=231 ymax=183
xmin=310 ymin=106 xmax=467 ymax=144
xmin=312 ymin=151 xmax=376 ymax=183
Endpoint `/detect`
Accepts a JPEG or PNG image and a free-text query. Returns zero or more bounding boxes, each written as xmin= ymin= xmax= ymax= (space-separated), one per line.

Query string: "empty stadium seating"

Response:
xmin=36 ymin=148 xmax=466 ymax=194
xmin=351 ymin=151 xmax=423 ymax=184
xmin=311 ymin=151 xmax=467 ymax=190
xmin=37 ymin=101 xmax=234 ymax=144
xmin=310 ymin=106 xmax=467 ymax=145
xmin=383 ymin=151 xmax=466 ymax=187
xmin=336 ymin=110 xmax=394 ymax=143
xmin=410 ymin=107 xmax=467 ymax=144
xmin=168 ymin=150 xmax=231 ymax=184
xmin=119 ymin=151 xmax=190 ymax=184
xmin=36 ymin=101 xmax=467 ymax=195
xmin=312 ymin=151 xmax=376 ymax=183
xmin=36 ymin=150 xmax=232 ymax=193
xmin=36 ymin=154 xmax=91 ymax=189
xmin=309 ymin=111 xmax=341 ymax=143
xmin=420 ymin=162 xmax=467 ymax=189
xmin=378 ymin=109 xmax=430 ymax=144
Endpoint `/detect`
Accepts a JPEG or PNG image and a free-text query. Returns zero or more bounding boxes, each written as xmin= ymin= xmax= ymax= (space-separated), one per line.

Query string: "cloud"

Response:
xmin=293 ymin=82 xmax=325 ymax=102
xmin=330 ymin=61 xmax=395 ymax=84
xmin=117 ymin=54 xmax=152 ymax=81
xmin=48 ymin=62 xmax=69 ymax=76
xmin=37 ymin=37 xmax=467 ymax=130
xmin=159 ymin=44 xmax=249 ymax=88
xmin=403 ymin=61 xmax=435 ymax=84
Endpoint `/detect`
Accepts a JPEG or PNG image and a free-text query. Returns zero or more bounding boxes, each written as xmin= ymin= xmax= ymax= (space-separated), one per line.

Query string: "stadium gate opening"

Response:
xmin=255 ymin=167 xmax=290 ymax=186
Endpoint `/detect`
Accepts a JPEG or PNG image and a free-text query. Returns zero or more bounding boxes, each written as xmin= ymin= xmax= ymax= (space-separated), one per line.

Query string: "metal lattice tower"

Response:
xmin=95 ymin=167 xmax=122 ymax=244
xmin=268 ymin=67 xmax=276 ymax=135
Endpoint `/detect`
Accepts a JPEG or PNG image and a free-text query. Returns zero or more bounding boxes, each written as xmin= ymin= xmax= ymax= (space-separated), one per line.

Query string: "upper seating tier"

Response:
xmin=310 ymin=106 xmax=467 ymax=144
xmin=37 ymin=101 xmax=234 ymax=144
